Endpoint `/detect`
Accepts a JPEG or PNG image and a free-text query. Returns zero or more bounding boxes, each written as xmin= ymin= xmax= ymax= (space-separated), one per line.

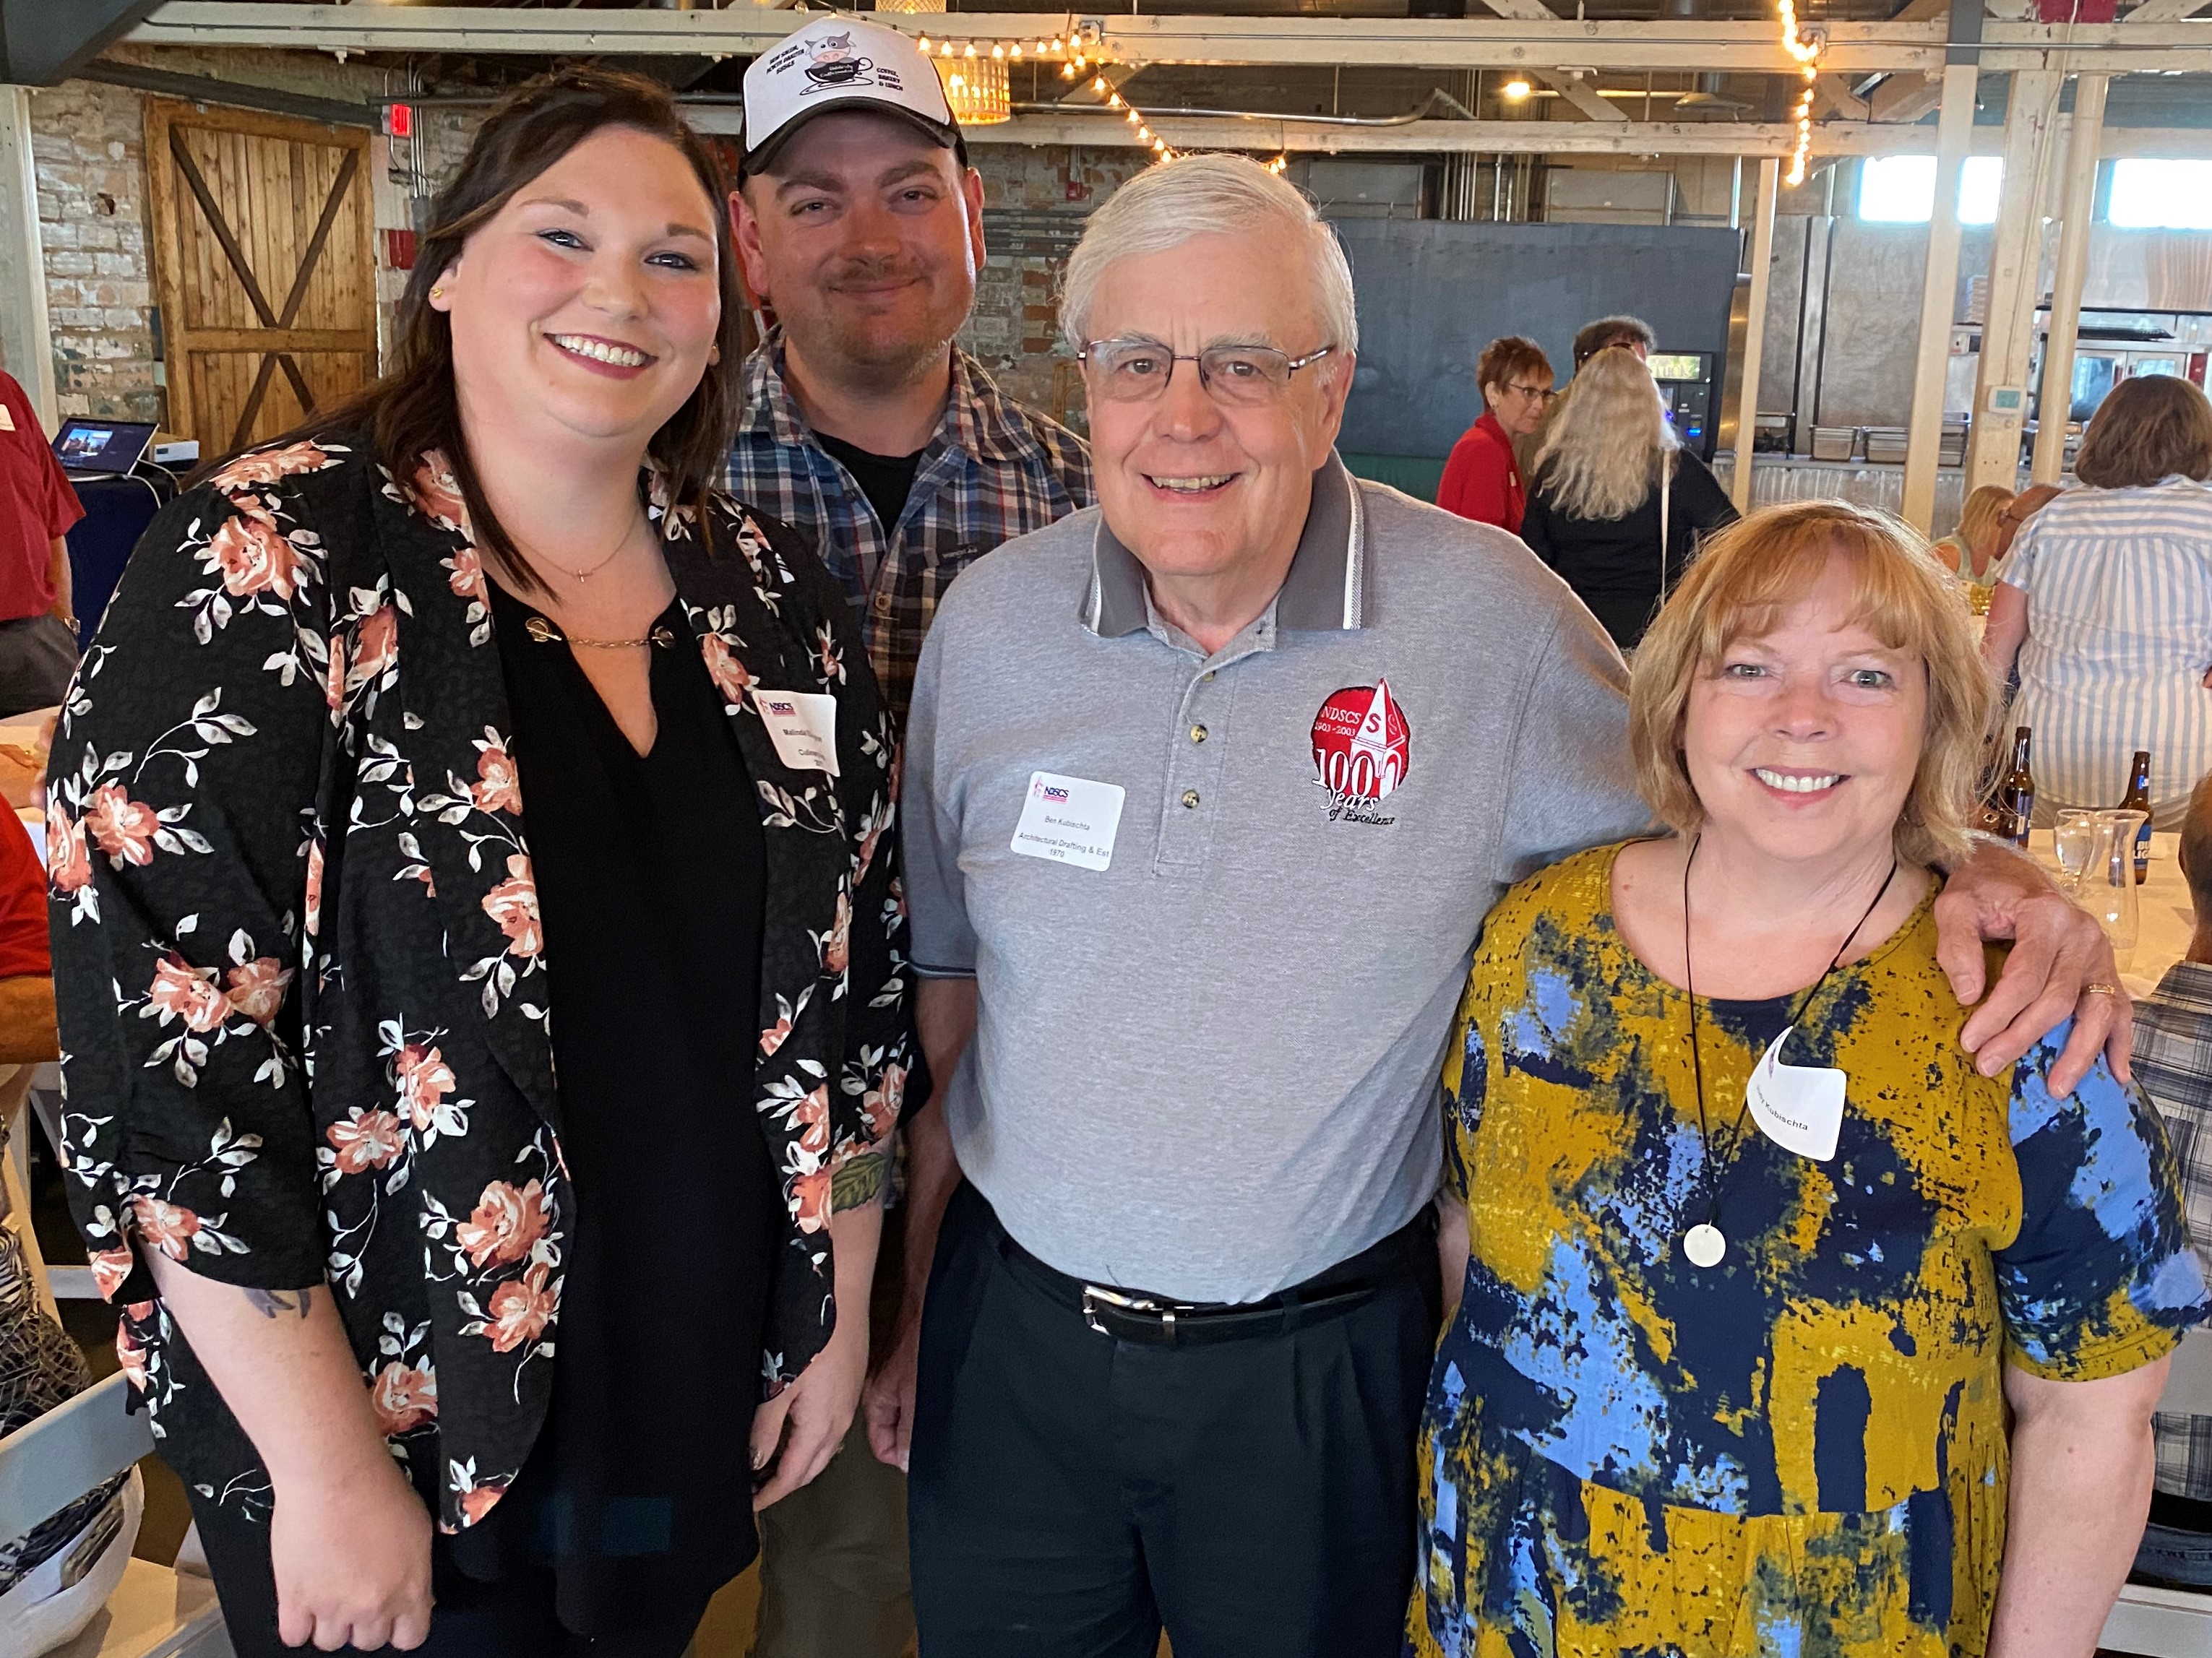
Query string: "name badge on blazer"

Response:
xmin=757 ymin=691 xmax=839 ymax=776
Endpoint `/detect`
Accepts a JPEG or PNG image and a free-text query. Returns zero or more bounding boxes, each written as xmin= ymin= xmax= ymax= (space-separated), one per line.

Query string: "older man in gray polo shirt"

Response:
xmin=866 ymin=155 xmax=2122 ymax=1658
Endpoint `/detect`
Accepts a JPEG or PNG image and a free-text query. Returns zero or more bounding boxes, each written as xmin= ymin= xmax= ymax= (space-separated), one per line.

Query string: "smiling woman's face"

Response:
xmin=432 ymin=124 xmax=722 ymax=454
xmin=1682 ymin=551 xmax=1928 ymax=870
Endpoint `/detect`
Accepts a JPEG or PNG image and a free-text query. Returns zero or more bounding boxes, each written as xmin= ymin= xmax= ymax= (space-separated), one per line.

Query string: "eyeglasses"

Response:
xmin=1076 ymin=337 xmax=1335 ymax=407
xmin=1502 ymin=381 xmax=1556 ymax=402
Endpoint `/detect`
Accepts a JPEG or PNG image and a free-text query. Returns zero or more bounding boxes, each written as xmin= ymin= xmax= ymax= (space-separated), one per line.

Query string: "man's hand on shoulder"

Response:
xmin=1931 ymin=835 xmax=2128 ymax=1096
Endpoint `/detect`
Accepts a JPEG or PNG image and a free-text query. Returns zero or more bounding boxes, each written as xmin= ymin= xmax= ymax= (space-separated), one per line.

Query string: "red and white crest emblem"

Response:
xmin=1311 ymin=678 xmax=1411 ymax=804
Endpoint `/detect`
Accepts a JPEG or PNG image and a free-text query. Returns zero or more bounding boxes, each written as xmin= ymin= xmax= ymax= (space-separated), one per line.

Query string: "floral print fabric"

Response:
xmin=48 ymin=428 xmax=909 ymax=1532
xmin=1411 ymin=843 xmax=2207 ymax=1658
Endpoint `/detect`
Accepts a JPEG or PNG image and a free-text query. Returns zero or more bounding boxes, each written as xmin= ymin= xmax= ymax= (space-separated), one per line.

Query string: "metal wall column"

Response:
xmin=1901 ymin=60 xmax=1979 ymax=532
xmin=0 ymin=85 xmax=55 ymax=432
xmin=1965 ymin=69 xmax=2062 ymax=489
xmin=1729 ymin=156 xmax=1781 ymax=512
xmin=2032 ymin=73 xmax=2110 ymax=484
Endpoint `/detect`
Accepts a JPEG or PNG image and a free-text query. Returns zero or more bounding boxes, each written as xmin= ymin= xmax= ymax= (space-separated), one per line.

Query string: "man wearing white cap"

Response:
xmin=727 ymin=19 xmax=1091 ymax=1657
xmin=728 ymin=18 xmax=1091 ymax=727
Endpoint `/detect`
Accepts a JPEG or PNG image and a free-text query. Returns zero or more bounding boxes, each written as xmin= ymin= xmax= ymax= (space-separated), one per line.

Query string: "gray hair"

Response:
xmin=1058 ymin=155 xmax=1359 ymax=356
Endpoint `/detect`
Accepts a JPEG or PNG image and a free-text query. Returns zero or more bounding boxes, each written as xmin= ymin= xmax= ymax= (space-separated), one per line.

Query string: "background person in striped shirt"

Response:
xmin=1984 ymin=375 xmax=2212 ymax=827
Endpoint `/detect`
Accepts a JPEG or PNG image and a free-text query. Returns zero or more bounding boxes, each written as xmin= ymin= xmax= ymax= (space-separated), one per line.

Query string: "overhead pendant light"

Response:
xmin=937 ymin=55 xmax=1012 ymax=125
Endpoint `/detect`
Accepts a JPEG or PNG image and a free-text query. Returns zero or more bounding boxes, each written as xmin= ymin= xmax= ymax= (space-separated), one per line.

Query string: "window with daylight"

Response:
xmin=2108 ymin=160 xmax=2212 ymax=230
xmin=1856 ymin=155 xmax=2004 ymax=225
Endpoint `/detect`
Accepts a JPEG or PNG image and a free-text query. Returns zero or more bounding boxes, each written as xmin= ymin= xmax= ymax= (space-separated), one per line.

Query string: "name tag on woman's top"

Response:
xmin=1745 ymin=1027 xmax=1846 ymax=1161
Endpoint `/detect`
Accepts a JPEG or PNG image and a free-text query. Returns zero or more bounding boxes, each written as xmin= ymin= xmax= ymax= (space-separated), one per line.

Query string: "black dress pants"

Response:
xmin=908 ymin=1182 xmax=1442 ymax=1658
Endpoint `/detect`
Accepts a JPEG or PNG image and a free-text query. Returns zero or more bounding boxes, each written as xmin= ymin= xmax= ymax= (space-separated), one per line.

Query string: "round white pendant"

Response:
xmin=1682 ymin=1223 xmax=1726 ymax=1268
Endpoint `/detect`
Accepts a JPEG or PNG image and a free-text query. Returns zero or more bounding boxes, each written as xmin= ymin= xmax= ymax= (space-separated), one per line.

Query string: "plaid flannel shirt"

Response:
xmin=2136 ymin=959 xmax=2212 ymax=1502
xmin=726 ymin=332 xmax=1093 ymax=726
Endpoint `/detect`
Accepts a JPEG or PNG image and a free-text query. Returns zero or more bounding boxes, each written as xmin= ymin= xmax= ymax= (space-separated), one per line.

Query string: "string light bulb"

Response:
xmin=1502 ymin=77 xmax=1533 ymax=101
xmin=1061 ymin=61 xmax=1078 ymax=78
xmin=1776 ymin=0 xmax=1825 ymax=186
xmin=916 ymin=33 xmax=929 ymax=51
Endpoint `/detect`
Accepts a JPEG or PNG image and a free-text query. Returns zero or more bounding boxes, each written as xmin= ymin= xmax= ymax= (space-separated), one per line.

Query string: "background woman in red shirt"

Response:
xmin=0 ymin=369 xmax=82 ymax=717
xmin=1436 ymin=336 xmax=1553 ymax=535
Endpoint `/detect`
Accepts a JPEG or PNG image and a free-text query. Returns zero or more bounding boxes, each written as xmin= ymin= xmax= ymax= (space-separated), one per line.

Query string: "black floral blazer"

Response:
xmin=46 ymin=429 xmax=910 ymax=1532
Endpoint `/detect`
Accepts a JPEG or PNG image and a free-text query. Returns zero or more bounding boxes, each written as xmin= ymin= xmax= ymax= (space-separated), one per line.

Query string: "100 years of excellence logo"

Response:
xmin=1310 ymin=678 xmax=1409 ymax=823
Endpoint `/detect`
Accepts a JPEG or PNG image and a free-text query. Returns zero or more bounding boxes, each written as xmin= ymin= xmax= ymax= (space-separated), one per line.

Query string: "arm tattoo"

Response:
xmin=829 ymin=1152 xmax=890 ymax=1212
xmin=244 ymin=1286 xmax=314 ymax=1320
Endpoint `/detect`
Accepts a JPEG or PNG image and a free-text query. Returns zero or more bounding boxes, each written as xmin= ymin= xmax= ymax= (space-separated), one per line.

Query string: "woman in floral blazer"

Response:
xmin=47 ymin=71 xmax=908 ymax=1654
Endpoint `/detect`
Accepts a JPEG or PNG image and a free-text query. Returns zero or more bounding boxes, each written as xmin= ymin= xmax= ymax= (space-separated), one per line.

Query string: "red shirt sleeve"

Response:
xmin=40 ymin=439 xmax=84 ymax=540
xmin=1437 ymin=428 xmax=1512 ymax=527
xmin=0 ymin=808 xmax=51 ymax=978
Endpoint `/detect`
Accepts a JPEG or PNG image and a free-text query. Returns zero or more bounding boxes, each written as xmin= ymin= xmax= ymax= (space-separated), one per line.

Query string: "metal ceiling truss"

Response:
xmin=130 ymin=5 xmax=2212 ymax=76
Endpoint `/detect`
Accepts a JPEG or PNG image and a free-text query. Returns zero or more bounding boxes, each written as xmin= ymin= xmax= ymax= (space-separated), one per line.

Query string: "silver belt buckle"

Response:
xmin=1081 ymin=1284 xmax=1174 ymax=1337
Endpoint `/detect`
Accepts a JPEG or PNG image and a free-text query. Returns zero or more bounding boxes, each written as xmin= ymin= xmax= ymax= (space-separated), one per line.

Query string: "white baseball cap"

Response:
xmin=741 ymin=17 xmax=965 ymax=181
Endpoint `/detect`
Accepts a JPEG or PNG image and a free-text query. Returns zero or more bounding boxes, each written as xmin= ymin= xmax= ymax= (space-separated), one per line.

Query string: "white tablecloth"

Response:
xmin=2026 ymin=828 xmax=2194 ymax=1001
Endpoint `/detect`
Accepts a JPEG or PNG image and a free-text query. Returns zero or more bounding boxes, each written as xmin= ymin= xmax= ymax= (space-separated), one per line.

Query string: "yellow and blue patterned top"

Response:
xmin=1412 ymin=843 xmax=2208 ymax=1658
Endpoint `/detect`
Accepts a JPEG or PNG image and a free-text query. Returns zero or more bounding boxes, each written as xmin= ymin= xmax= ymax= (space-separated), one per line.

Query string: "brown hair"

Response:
xmin=1476 ymin=335 xmax=1552 ymax=398
xmin=1628 ymin=499 xmax=1994 ymax=869
xmin=1572 ymin=314 xmax=1655 ymax=369
xmin=2073 ymin=374 xmax=2212 ymax=491
xmin=227 ymin=68 xmax=746 ymax=591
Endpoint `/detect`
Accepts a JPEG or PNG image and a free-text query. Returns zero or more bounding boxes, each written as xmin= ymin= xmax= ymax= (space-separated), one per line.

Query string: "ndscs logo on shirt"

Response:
xmin=1310 ymin=678 xmax=1410 ymax=826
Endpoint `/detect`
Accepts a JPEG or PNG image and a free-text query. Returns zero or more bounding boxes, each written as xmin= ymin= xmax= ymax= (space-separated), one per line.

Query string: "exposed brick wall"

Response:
xmin=962 ymin=145 xmax=1149 ymax=428
xmin=28 ymin=79 xmax=158 ymax=423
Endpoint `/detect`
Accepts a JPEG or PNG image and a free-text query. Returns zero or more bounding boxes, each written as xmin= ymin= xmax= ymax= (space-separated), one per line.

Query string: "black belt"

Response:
xmin=991 ymin=1206 xmax=1434 ymax=1349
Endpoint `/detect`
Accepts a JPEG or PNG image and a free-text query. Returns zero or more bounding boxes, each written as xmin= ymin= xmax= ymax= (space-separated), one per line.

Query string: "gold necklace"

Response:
xmin=522 ymin=614 xmax=676 ymax=652
xmin=535 ymin=514 xmax=644 ymax=584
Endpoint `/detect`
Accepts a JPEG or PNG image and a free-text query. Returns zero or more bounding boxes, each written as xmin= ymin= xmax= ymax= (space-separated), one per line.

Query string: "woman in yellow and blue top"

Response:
xmin=1413 ymin=498 xmax=2210 ymax=1657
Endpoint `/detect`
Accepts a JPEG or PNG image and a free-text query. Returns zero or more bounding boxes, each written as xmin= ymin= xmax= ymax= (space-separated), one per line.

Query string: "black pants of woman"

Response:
xmin=185 ymin=1482 xmax=713 ymax=1658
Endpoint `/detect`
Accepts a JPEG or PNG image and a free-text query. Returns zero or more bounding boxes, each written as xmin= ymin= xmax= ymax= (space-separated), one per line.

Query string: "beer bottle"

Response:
xmin=2120 ymin=749 xmax=2153 ymax=885
xmin=1998 ymin=727 xmax=2035 ymax=847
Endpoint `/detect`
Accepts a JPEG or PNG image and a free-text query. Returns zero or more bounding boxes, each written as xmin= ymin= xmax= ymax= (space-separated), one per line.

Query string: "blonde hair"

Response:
xmin=1628 ymin=500 xmax=1995 ymax=869
xmin=1955 ymin=484 xmax=2015 ymax=560
xmin=1531 ymin=347 xmax=1676 ymax=522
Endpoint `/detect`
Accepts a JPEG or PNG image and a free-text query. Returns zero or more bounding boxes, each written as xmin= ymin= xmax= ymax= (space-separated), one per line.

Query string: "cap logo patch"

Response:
xmin=803 ymin=33 xmax=877 ymax=89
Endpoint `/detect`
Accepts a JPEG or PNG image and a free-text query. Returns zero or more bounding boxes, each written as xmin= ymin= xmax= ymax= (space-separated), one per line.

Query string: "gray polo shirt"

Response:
xmin=903 ymin=454 xmax=1650 ymax=1303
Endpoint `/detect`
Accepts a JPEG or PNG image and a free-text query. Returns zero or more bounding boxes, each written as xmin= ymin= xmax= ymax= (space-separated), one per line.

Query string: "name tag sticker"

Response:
xmin=757 ymin=690 xmax=839 ymax=776
xmin=1011 ymin=771 xmax=1124 ymax=873
xmin=1744 ymin=1027 xmax=1846 ymax=1161
xmin=0 ymin=405 xmax=14 ymax=433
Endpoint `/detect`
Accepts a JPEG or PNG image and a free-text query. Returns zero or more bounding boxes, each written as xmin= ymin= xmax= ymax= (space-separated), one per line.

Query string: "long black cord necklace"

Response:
xmin=1679 ymin=835 xmax=1898 ymax=1269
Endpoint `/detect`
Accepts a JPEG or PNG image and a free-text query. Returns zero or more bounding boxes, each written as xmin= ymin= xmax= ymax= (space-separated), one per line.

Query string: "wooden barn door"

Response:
xmin=144 ymin=100 xmax=376 ymax=452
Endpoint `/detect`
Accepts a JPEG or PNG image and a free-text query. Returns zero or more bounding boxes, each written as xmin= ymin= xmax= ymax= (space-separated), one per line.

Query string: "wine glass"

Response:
xmin=2054 ymin=808 xmax=2100 ymax=894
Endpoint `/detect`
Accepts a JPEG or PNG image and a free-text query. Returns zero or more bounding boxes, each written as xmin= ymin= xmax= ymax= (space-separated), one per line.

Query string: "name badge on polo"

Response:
xmin=757 ymin=690 xmax=839 ymax=776
xmin=1011 ymin=771 xmax=1124 ymax=872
